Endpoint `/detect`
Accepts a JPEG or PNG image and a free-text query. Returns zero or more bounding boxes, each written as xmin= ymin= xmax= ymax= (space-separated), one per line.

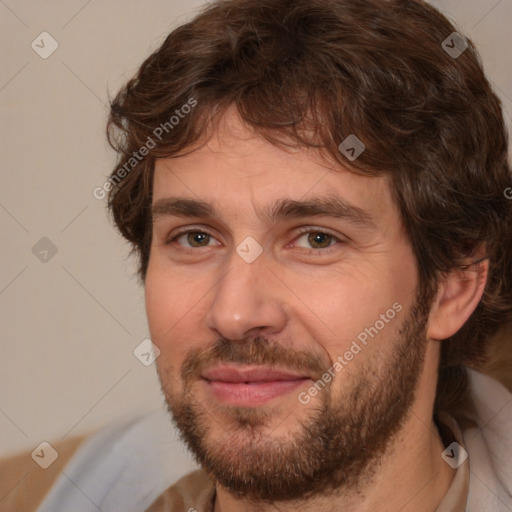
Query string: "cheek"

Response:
xmin=145 ymin=263 xmax=194 ymax=346
xmin=289 ymin=253 xmax=416 ymax=362
xmin=285 ymin=264 xmax=385 ymax=327
xmin=145 ymin=270 xmax=194 ymax=382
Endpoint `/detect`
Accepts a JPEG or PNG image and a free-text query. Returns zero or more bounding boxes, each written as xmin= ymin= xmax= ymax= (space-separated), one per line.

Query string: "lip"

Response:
xmin=201 ymin=364 xmax=311 ymax=406
xmin=202 ymin=365 xmax=309 ymax=383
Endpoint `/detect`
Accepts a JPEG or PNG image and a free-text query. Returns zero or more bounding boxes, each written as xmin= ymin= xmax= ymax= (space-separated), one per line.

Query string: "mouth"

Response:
xmin=201 ymin=365 xmax=311 ymax=406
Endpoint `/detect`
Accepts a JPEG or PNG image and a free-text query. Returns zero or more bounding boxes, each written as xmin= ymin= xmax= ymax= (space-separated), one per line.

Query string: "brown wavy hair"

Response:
xmin=106 ymin=0 xmax=512 ymax=416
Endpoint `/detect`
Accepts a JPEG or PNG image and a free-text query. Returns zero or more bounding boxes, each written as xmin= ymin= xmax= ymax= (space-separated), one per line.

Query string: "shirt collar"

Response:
xmin=434 ymin=412 xmax=470 ymax=512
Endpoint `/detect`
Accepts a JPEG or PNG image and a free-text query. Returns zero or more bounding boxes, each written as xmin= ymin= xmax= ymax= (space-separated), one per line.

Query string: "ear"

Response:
xmin=427 ymin=250 xmax=489 ymax=341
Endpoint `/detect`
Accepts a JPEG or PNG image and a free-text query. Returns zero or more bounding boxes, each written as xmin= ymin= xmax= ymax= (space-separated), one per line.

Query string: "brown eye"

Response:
xmin=186 ymin=232 xmax=211 ymax=247
xmin=171 ymin=230 xmax=216 ymax=247
xmin=307 ymin=232 xmax=334 ymax=249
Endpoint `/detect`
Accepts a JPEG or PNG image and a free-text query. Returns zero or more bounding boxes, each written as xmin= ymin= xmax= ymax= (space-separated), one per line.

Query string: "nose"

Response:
xmin=205 ymin=251 xmax=287 ymax=341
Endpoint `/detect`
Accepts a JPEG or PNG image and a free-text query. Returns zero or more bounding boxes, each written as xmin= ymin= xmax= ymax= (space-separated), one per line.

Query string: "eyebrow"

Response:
xmin=151 ymin=196 xmax=377 ymax=230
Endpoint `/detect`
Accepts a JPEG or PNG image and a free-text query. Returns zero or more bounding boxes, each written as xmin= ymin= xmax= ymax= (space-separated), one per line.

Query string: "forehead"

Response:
xmin=152 ymin=108 xmax=398 ymax=230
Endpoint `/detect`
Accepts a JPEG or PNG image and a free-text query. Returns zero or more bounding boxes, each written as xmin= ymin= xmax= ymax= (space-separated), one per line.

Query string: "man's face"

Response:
xmin=145 ymin=108 xmax=434 ymax=501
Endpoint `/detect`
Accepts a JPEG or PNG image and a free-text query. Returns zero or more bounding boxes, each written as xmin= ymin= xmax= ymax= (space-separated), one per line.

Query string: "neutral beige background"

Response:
xmin=1 ymin=0 xmax=511 ymax=457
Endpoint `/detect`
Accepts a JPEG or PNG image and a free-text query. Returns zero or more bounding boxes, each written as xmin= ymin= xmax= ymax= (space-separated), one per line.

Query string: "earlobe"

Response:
xmin=427 ymin=256 xmax=489 ymax=341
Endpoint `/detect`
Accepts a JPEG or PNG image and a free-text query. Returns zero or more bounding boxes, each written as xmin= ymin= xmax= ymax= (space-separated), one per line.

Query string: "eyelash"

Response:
xmin=167 ymin=226 xmax=344 ymax=255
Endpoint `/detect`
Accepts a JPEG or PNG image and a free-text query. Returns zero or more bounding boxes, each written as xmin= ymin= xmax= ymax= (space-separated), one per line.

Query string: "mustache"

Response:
xmin=180 ymin=336 xmax=329 ymax=384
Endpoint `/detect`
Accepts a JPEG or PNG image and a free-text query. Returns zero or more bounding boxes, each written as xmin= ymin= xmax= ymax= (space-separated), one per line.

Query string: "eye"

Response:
xmin=293 ymin=229 xmax=342 ymax=251
xmin=171 ymin=230 xmax=220 ymax=248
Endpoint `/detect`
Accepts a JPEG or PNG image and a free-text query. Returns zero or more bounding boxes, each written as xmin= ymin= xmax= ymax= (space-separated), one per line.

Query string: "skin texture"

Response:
xmin=145 ymin=106 xmax=489 ymax=512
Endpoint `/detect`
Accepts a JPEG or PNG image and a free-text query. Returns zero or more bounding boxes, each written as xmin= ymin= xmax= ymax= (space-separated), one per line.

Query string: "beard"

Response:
xmin=157 ymin=291 xmax=433 ymax=504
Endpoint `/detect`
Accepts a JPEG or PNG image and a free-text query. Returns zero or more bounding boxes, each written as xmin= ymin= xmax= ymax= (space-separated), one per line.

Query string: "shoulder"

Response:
xmin=0 ymin=409 xmax=199 ymax=512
